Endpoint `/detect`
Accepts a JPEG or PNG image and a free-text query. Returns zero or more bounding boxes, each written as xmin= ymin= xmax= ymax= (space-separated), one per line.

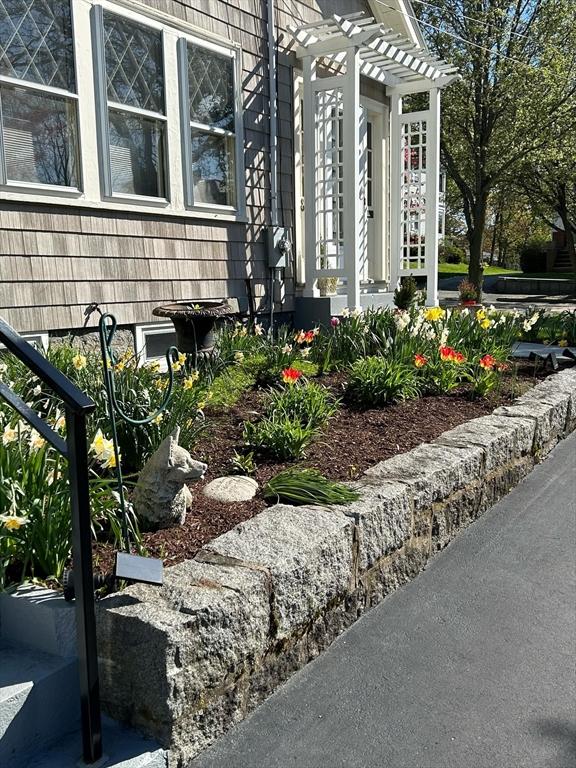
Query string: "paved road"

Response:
xmin=192 ymin=434 xmax=576 ymax=768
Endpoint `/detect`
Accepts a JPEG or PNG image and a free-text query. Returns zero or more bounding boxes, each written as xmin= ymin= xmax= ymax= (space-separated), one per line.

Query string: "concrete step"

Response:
xmin=25 ymin=715 xmax=168 ymax=768
xmin=0 ymin=639 xmax=80 ymax=768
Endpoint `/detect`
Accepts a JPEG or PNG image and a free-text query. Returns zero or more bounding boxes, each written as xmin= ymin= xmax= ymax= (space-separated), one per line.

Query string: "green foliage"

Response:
xmin=0 ymin=421 xmax=137 ymax=588
xmin=519 ymin=243 xmax=548 ymax=274
xmin=265 ymin=381 xmax=338 ymax=429
xmin=346 ymin=357 xmax=421 ymax=408
xmin=439 ymin=240 xmax=466 ymax=264
xmin=525 ymin=309 xmax=576 ymax=345
xmin=263 ymin=468 xmax=360 ymax=506
xmin=242 ymin=416 xmax=316 ymax=461
xmin=393 ymin=275 xmax=418 ymax=310
xmin=228 ymin=450 xmax=257 ymax=476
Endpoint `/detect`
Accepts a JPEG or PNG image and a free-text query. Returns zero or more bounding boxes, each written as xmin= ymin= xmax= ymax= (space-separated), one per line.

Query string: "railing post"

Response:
xmin=66 ymin=408 xmax=103 ymax=765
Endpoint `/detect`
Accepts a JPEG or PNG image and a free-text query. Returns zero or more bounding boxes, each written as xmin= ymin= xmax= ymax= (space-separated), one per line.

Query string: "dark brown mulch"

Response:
xmin=93 ymin=366 xmax=551 ymax=573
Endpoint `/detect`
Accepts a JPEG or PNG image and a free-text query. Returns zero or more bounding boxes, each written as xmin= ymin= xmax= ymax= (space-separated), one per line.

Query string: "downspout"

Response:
xmin=267 ymin=0 xmax=279 ymax=330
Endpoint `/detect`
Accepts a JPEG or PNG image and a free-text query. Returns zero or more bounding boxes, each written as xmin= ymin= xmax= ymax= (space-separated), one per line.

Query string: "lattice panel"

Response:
xmin=104 ymin=12 xmax=164 ymax=113
xmin=400 ymin=119 xmax=427 ymax=271
xmin=0 ymin=0 xmax=75 ymax=91
xmin=187 ymin=45 xmax=234 ymax=131
xmin=314 ymin=88 xmax=344 ymax=272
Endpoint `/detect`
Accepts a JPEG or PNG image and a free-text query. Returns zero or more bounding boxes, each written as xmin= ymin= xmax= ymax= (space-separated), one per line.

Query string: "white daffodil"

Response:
xmin=254 ymin=323 xmax=264 ymax=336
xmin=300 ymin=347 xmax=311 ymax=358
xmin=341 ymin=307 xmax=351 ymax=318
xmin=32 ymin=384 xmax=42 ymax=396
xmin=2 ymin=424 xmax=17 ymax=446
xmin=282 ymin=344 xmax=293 ymax=354
xmin=29 ymin=430 xmax=46 ymax=451
xmin=0 ymin=513 xmax=29 ymax=531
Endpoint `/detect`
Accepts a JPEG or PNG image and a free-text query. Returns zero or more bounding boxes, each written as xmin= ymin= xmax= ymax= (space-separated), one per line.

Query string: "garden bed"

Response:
xmin=93 ymin=368 xmax=546 ymax=572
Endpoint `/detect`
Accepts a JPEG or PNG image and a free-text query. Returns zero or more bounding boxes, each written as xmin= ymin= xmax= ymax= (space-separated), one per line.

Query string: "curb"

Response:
xmin=96 ymin=370 xmax=576 ymax=767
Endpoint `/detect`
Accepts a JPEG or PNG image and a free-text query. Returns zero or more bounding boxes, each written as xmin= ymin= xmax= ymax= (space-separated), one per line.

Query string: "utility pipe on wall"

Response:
xmin=267 ymin=0 xmax=279 ymax=228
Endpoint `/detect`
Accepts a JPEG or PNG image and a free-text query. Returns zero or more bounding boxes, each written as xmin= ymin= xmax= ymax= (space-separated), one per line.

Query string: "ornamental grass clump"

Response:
xmin=346 ymin=357 xmax=421 ymax=408
xmin=263 ymin=468 xmax=360 ymax=506
xmin=242 ymin=416 xmax=316 ymax=461
xmin=266 ymin=380 xmax=338 ymax=429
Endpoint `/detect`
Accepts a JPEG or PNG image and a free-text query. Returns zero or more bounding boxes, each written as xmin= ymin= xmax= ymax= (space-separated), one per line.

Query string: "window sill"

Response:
xmin=0 ymin=187 xmax=248 ymax=223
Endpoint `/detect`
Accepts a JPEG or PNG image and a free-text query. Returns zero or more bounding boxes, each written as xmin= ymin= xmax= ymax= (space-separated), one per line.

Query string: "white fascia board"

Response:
xmin=368 ymin=0 xmax=428 ymax=52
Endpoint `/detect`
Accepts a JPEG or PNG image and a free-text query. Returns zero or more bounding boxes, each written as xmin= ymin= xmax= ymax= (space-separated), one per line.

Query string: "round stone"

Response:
xmin=202 ymin=476 xmax=258 ymax=503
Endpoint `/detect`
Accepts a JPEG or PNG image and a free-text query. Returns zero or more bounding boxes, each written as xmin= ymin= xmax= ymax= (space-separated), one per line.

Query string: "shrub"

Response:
xmin=439 ymin=241 xmax=466 ymax=264
xmin=519 ymin=243 xmax=547 ymax=273
xmin=346 ymin=357 xmax=421 ymax=408
xmin=242 ymin=416 xmax=316 ymax=460
xmin=263 ymin=468 xmax=360 ymax=506
xmin=265 ymin=381 xmax=338 ymax=429
xmin=393 ymin=275 xmax=418 ymax=310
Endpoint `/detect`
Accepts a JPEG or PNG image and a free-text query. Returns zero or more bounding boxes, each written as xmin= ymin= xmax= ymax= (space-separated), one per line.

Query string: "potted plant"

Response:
xmin=153 ymin=300 xmax=236 ymax=354
xmin=457 ymin=279 xmax=479 ymax=306
xmin=317 ymin=248 xmax=339 ymax=297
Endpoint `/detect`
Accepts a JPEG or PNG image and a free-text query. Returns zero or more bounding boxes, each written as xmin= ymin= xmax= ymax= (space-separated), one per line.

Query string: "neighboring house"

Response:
xmin=0 ymin=0 xmax=457 ymax=361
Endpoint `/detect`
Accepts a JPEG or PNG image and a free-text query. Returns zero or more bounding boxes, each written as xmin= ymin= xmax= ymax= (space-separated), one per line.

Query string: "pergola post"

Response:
xmin=424 ymin=87 xmax=440 ymax=306
xmin=342 ymin=46 xmax=362 ymax=310
xmin=388 ymin=91 xmax=402 ymax=293
xmin=302 ymin=54 xmax=317 ymax=297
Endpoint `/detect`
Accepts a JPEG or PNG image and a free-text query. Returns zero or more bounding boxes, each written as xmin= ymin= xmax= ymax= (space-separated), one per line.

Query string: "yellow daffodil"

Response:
xmin=115 ymin=360 xmax=125 ymax=372
xmin=154 ymin=378 xmax=168 ymax=391
xmin=72 ymin=354 xmax=87 ymax=371
xmin=559 ymin=339 xmax=568 ymax=348
xmin=152 ymin=413 xmax=163 ymax=425
xmin=54 ymin=415 xmax=66 ymax=432
xmin=480 ymin=318 xmax=491 ymax=330
xmin=476 ymin=308 xmax=487 ymax=322
xmin=183 ymin=377 xmax=195 ymax=390
xmin=0 ymin=514 xmax=29 ymax=531
xmin=178 ymin=352 xmax=186 ymax=365
xmin=146 ymin=360 xmax=161 ymax=374
xmin=424 ymin=307 xmax=445 ymax=322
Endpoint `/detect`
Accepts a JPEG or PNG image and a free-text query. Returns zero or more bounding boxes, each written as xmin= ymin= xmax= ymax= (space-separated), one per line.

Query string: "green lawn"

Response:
xmin=438 ymin=263 xmax=575 ymax=281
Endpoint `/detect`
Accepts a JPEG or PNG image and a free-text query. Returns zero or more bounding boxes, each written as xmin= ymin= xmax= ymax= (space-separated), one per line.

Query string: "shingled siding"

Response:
xmin=0 ymin=0 xmax=371 ymax=334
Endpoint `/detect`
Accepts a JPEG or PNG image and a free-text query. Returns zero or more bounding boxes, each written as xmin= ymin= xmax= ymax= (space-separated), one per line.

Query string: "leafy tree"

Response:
xmin=417 ymin=0 xmax=576 ymax=295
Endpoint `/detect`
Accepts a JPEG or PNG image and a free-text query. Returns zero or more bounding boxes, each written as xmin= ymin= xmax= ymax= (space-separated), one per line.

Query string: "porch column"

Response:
xmin=342 ymin=47 xmax=362 ymax=310
xmin=302 ymin=54 xmax=317 ymax=297
xmin=424 ymin=87 xmax=440 ymax=306
xmin=388 ymin=91 xmax=402 ymax=292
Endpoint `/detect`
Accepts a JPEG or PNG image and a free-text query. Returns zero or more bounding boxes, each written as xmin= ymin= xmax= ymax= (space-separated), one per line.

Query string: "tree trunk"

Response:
xmin=467 ymin=196 xmax=489 ymax=302
xmin=557 ymin=183 xmax=576 ymax=273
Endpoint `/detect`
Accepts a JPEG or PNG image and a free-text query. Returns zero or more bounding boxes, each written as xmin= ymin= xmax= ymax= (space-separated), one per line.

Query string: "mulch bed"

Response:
xmin=93 ymin=366 xmax=551 ymax=573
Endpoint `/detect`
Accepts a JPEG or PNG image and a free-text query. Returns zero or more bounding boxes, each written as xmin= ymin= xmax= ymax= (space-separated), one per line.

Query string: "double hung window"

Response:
xmin=181 ymin=40 xmax=238 ymax=209
xmin=96 ymin=8 xmax=166 ymax=199
xmin=0 ymin=0 xmax=79 ymax=189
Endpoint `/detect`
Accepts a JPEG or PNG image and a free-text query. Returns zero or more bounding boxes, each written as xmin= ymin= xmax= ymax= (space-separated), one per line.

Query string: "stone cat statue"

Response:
xmin=133 ymin=426 xmax=207 ymax=529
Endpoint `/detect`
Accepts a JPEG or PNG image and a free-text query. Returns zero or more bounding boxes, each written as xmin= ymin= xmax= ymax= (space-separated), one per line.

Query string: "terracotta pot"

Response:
xmin=152 ymin=300 xmax=235 ymax=354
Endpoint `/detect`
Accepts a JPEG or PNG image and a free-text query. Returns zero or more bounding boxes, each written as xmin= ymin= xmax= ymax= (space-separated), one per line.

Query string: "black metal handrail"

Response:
xmin=0 ymin=317 xmax=102 ymax=765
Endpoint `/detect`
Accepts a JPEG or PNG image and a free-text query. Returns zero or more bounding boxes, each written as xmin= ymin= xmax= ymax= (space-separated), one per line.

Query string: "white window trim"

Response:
xmin=0 ymin=0 xmax=246 ymax=222
xmin=134 ymin=322 xmax=176 ymax=370
xmin=0 ymin=0 xmax=82 ymax=193
xmin=0 ymin=331 xmax=49 ymax=352
xmin=178 ymin=35 xmax=246 ymax=217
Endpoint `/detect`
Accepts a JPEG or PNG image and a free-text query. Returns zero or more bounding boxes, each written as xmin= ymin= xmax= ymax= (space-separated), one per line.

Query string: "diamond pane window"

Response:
xmin=100 ymin=11 xmax=166 ymax=199
xmin=0 ymin=0 xmax=79 ymax=190
xmin=187 ymin=46 xmax=234 ymax=131
xmin=0 ymin=0 xmax=75 ymax=90
xmin=183 ymin=41 xmax=239 ymax=209
xmin=103 ymin=12 xmax=164 ymax=113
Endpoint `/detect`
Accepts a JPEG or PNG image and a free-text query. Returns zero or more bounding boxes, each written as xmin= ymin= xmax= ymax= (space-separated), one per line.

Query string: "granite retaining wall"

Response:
xmin=96 ymin=370 xmax=576 ymax=767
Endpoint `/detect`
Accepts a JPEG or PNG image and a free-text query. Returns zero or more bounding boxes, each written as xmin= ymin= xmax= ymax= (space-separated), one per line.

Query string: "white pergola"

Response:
xmin=289 ymin=12 xmax=459 ymax=308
